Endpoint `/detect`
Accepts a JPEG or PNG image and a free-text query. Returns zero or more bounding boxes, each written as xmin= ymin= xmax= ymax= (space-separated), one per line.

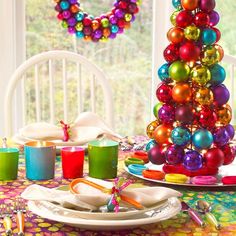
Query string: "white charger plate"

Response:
xmin=28 ymin=197 xmax=181 ymax=230
xmin=124 ymin=160 xmax=236 ymax=188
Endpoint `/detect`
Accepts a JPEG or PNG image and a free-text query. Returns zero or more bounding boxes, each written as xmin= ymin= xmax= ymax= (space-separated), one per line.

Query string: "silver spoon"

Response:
xmin=196 ymin=200 xmax=221 ymax=230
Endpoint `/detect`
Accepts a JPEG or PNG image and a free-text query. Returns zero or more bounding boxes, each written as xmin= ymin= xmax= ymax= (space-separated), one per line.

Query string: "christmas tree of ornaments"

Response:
xmin=146 ymin=0 xmax=236 ymax=177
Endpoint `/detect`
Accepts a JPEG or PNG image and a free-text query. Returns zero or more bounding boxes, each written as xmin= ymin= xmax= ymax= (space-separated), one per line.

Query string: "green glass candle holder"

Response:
xmin=88 ymin=140 xmax=119 ymax=179
xmin=0 ymin=148 xmax=19 ymax=180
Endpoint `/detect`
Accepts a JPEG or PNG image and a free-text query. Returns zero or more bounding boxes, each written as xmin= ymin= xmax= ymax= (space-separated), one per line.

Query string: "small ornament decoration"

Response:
xmin=54 ymin=0 xmax=141 ymax=42
xmin=107 ymin=178 xmax=133 ymax=212
xmin=147 ymin=0 xmax=236 ymax=177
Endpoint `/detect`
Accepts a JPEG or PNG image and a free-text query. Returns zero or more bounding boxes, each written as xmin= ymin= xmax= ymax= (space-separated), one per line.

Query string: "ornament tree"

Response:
xmin=146 ymin=0 xmax=236 ymax=177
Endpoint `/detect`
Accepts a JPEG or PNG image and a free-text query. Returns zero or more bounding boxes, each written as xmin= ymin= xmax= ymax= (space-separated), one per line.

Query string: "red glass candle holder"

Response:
xmin=61 ymin=147 xmax=85 ymax=179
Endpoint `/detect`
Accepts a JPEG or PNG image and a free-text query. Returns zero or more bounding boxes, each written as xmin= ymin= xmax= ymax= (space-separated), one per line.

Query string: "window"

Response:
xmin=25 ymin=0 xmax=153 ymax=135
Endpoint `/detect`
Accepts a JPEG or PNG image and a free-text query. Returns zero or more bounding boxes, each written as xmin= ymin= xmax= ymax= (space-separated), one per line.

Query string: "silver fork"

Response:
xmin=0 ymin=203 xmax=13 ymax=236
xmin=14 ymin=198 xmax=26 ymax=236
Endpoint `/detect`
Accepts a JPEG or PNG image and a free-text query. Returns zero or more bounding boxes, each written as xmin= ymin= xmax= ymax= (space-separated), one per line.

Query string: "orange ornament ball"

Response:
xmin=181 ymin=0 xmax=199 ymax=11
xmin=153 ymin=124 xmax=173 ymax=145
xmin=172 ymin=83 xmax=192 ymax=103
xmin=167 ymin=27 xmax=185 ymax=44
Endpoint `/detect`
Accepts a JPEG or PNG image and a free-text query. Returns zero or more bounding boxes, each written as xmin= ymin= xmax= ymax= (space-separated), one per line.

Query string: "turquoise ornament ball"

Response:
xmin=209 ymin=64 xmax=226 ymax=86
xmin=202 ymin=29 xmax=217 ymax=45
xmin=192 ymin=129 xmax=213 ymax=149
xmin=76 ymin=31 xmax=84 ymax=38
xmin=172 ymin=0 xmax=181 ymax=9
xmin=171 ymin=127 xmax=191 ymax=146
xmin=60 ymin=1 xmax=70 ymax=10
xmin=158 ymin=63 xmax=170 ymax=82
xmin=76 ymin=12 xmax=85 ymax=21
xmin=111 ymin=25 xmax=119 ymax=34
xmin=146 ymin=139 xmax=157 ymax=152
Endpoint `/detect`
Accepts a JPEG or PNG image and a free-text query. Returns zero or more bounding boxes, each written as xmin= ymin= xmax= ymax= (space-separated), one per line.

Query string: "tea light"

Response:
xmin=88 ymin=140 xmax=119 ymax=179
xmin=61 ymin=147 xmax=85 ymax=179
xmin=24 ymin=141 xmax=56 ymax=180
xmin=0 ymin=148 xmax=19 ymax=180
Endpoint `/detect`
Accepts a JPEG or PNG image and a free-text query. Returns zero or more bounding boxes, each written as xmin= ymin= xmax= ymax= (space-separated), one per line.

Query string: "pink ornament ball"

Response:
xmin=148 ymin=145 xmax=166 ymax=165
xmin=200 ymin=0 xmax=216 ymax=12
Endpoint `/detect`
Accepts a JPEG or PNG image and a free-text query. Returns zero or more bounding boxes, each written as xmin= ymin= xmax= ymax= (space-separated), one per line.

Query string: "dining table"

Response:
xmin=1 ymin=137 xmax=236 ymax=236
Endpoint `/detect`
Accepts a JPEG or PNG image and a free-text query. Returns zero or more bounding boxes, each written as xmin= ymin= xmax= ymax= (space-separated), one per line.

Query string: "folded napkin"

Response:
xmin=21 ymin=178 xmax=182 ymax=211
xmin=13 ymin=112 xmax=122 ymax=145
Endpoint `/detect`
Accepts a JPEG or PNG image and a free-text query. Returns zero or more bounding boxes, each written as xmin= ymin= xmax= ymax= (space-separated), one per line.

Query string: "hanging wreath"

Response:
xmin=54 ymin=0 xmax=141 ymax=42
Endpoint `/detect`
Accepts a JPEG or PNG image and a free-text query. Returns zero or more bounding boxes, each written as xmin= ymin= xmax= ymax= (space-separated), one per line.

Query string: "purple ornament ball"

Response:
xmin=62 ymin=10 xmax=71 ymax=19
xmin=68 ymin=27 xmax=76 ymax=34
xmin=109 ymin=33 xmax=117 ymax=39
xmin=148 ymin=145 xmax=166 ymax=165
xmin=183 ymin=150 xmax=203 ymax=171
xmin=166 ymin=145 xmax=185 ymax=165
xmin=213 ymin=127 xmax=230 ymax=147
xmin=209 ymin=10 xmax=220 ymax=26
xmin=200 ymin=0 xmax=216 ymax=12
xmin=158 ymin=104 xmax=175 ymax=124
xmin=115 ymin=9 xmax=124 ymax=18
xmin=225 ymin=124 xmax=235 ymax=140
xmin=212 ymin=84 xmax=230 ymax=106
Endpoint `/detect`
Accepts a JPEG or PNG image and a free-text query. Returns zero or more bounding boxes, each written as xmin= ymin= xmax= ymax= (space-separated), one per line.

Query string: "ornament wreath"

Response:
xmin=54 ymin=0 xmax=140 ymax=42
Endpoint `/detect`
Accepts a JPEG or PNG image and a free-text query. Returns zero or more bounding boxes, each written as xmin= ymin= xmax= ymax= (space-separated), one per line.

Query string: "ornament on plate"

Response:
xmin=183 ymin=150 xmax=203 ymax=171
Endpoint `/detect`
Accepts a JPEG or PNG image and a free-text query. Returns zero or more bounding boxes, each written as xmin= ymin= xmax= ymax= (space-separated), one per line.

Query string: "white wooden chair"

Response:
xmin=4 ymin=50 xmax=114 ymax=137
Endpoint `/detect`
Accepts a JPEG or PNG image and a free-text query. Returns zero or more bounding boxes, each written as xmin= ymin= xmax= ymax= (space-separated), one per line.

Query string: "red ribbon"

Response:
xmin=60 ymin=120 xmax=70 ymax=142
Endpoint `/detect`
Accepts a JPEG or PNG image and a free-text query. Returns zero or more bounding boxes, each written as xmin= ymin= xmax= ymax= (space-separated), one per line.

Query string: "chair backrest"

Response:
xmin=4 ymin=50 xmax=114 ymax=137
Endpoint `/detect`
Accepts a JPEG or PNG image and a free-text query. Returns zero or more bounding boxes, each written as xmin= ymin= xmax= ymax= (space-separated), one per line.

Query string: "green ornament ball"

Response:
xmin=169 ymin=61 xmax=190 ymax=82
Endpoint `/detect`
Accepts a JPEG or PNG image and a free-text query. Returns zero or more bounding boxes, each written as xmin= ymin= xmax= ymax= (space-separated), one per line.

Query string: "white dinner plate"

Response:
xmin=125 ymin=160 xmax=236 ymax=188
xmin=37 ymin=199 xmax=168 ymax=220
xmin=28 ymin=197 xmax=181 ymax=230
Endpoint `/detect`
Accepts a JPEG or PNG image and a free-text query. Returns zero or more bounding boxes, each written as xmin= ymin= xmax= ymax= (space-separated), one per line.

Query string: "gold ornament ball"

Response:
xmin=194 ymin=87 xmax=214 ymax=105
xmin=184 ymin=25 xmax=200 ymax=41
xmin=190 ymin=65 xmax=211 ymax=86
xmin=201 ymin=45 xmax=220 ymax=66
xmin=75 ymin=22 xmax=83 ymax=31
xmin=217 ymin=107 xmax=232 ymax=125
xmin=147 ymin=120 xmax=160 ymax=139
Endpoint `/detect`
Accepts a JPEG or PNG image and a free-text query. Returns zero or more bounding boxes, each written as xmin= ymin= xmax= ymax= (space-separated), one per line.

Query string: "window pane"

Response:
xmin=25 ymin=0 xmax=152 ymax=135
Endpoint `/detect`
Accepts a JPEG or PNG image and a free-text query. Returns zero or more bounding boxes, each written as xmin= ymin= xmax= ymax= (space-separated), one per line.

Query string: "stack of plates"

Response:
xmin=28 ymin=197 xmax=181 ymax=230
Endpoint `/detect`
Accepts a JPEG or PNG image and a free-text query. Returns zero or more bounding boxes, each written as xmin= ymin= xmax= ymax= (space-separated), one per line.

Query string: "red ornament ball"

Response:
xmin=194 ymin=12 xmax=210 ymax=27
xmin=175 ymin=104 xmax=194 ymax=124
xmin=199 ymin=107 xmax=217 ymax=128
xmin=83 ymin=17 xmax=92 ymax=26
xmin=148 ymin=145 xmax=166 ymax=165
xmin=156 ymin=83 xmax=172 ymax=103
xmin=164 ymin=44 xmax=180 ymax=63
xmin=176 ymin=10 xmax=193 ymax=28
xmin=221 ymin=144 xmax=236 ymax=165
xmin=204 ymin=147 xmax=224 ymax=169
xmin=179 ymin=42 xmax=201 ymax=62
xmin=213 ymin=27 xmax=221 ymax=42
xmin=200 ymin=0 xmax=216 ymax=12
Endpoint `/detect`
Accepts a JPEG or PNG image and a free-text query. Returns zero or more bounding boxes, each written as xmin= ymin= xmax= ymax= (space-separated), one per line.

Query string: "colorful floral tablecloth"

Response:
xmin=1 ymin=153 xmax=236 ymax=236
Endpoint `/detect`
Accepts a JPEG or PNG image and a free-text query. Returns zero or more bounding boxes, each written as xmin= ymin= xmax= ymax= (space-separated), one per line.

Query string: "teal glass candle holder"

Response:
xmin=25 ymin=141 xmax=56 ymax=180
xmin=88 ymin=140 xmax=119 ymax=179
xmin=0 ymin=148 xmax=19 ymax=180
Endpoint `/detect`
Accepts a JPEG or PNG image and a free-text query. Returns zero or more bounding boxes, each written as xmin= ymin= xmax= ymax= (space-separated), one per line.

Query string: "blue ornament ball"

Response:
xmin=76 ymin=31 xmax=84 ymax=38
xmin=146 ymin=139 xmax=157 ymax=152
xmin=158 ymin=63 xmax=170 ymax=82
xmin=172 ymin=0 xmax=181 ymax=9
xmin=76 ymin=12 xmax=85 ymax=21
xmin=192 ymin=129 xmax=213 ymax=149
xmin=209 ymin=64 xmax=226 ymax=86
xmin=111 ymin=25 xmax=119 ymax=34
xmin=183 ymin=150 xmax=203 ymax=171
xmin=171 ymin=126 xmax=191 ymax=146
xmin=60 ymin=1 xmax=70 ymax=10
xmin=202 ymin=29 xmax=217 ymax=46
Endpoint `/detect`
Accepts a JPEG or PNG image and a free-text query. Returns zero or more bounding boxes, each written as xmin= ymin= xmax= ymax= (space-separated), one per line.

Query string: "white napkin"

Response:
xmin=13 ymin=112 xmax=122 ymax=145
xmin=21 ymin=178 xmax=182 ymax=211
